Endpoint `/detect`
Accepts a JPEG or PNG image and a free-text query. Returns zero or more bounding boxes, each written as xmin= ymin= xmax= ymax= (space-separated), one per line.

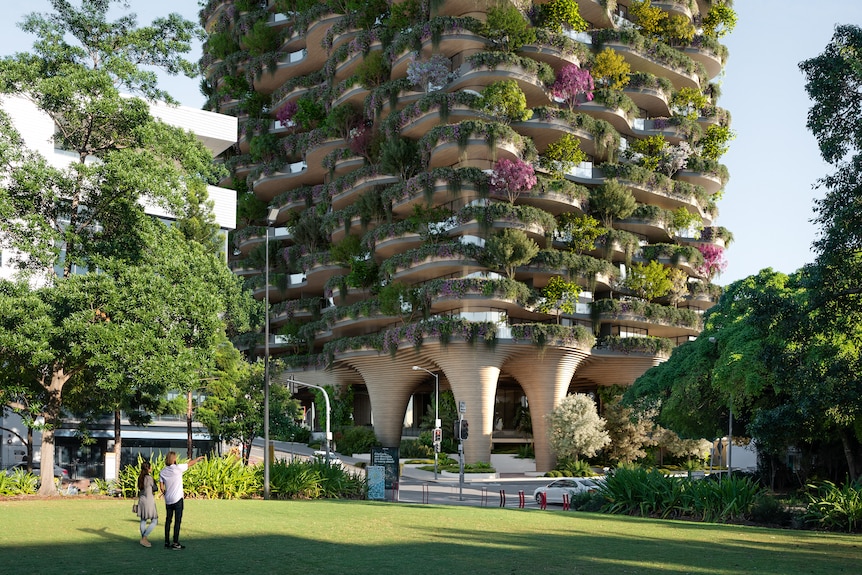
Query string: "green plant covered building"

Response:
xmin=201 ymin=0 xmax=734 ymax=471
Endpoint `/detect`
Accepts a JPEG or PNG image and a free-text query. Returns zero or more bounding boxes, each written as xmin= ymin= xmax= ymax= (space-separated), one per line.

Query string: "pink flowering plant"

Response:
xmin=696 ymin=243 xmax=727 ymax=280
xmin=489 ymin=158 xmax=537 ymax=203
xmin=551 ymin=64 xmax=594 ymax=110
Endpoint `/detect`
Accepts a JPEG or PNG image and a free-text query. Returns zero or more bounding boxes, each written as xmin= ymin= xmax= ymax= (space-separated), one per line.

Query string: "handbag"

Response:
xmin=132 ymin=503 xmax=138 ymax=514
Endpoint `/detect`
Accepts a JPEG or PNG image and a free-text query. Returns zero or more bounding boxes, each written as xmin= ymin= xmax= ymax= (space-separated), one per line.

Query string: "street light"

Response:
xmin=286 ymin=376 xmax=332 ymax=464
xmin=263 ymin=207 xmax=279 ymax=500
xmin=412 ymin=365 xmax=440 ymax=480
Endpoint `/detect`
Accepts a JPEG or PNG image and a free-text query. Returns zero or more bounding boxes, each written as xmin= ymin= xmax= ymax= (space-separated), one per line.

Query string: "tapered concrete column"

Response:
xmin=434 ymin=345 xmax=513 ymax=464
xmin=507 ymin=348 xmax=590 ymax=472
xmin=347 ymin=356 xmax=422 ymax=448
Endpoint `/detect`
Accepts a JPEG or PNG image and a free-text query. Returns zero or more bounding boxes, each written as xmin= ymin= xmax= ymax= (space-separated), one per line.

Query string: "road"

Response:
xmin=250 ymin=439 xmax=566 ymax=511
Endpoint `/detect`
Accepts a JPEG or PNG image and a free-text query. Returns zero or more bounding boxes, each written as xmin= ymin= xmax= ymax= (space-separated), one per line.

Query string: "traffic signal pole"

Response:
xmin=458 ymin=416 xmax=465 ymax=501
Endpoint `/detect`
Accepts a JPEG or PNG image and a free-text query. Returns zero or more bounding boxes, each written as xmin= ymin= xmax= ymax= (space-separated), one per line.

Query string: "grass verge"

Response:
xmin=1 ymin=497 xmax=859 ymax=575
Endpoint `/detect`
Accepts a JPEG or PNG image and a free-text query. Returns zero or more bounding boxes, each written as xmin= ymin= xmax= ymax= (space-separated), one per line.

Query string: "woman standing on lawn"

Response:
xmin=137 ymin=461 xmax=158 ymax=548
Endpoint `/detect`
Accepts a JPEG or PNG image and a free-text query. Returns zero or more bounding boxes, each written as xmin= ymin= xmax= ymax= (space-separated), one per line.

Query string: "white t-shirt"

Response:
xmin=159 ymin=463 xmax=189 ymax=505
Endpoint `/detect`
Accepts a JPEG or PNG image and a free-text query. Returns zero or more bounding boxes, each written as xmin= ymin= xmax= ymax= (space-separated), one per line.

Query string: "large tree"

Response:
xmin=0 ymin=0 xmax=207 ymax=281
xmin=197 ymin=351 xmax=301 ymax=464
xmin=799 ymin=24 xmax=862 ymax=480
xmin=0 ymin=223 xmax=253 ymax=491
xmin=0 ymin=1 xmax=254 ymax=493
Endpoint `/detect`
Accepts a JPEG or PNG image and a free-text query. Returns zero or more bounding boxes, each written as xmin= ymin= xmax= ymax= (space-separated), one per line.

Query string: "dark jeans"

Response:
xmin=164 ymin=497 xmax=184 ymax=544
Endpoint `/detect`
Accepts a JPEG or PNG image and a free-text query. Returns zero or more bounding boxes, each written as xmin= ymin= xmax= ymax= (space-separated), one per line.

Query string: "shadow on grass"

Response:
xmin=1 ymin=499 xmax=858 ymax=575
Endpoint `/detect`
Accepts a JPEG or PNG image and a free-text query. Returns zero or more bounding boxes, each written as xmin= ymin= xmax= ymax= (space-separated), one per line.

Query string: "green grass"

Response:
xmin=2 ymin=497 xmax=860 ymax=575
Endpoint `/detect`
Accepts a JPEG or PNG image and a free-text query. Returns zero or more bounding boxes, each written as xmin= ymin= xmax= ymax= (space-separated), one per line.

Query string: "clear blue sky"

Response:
xmin=3 ymin=1 xmax=861 ymax=286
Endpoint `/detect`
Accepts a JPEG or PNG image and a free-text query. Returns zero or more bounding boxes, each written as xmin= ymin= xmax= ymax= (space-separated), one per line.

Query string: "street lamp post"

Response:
xmin=286 ymin=376 xmax=332 ymax=463
xmin=412 ymin=366 xmax=440 ymax=479
xmin=263 ymin=208 xmax=279 ymax=500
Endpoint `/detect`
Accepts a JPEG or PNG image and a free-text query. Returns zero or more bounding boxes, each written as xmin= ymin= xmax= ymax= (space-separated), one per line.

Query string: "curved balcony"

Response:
xmin=513 ymin=115 xmax=602 ymax=159
xmin=334 ymin=42 xmax=383 ymax=82
xmin=435 ymin=0 xmax=491 ymax=18
xmin=617 ymin=176 xmax=702 ymax=214
xmin=373 ymin=231 xmax=425 ymax=260
xmin=389 ymin=30 xmax=489 ymax=79
xmin=400 ymin=104 xmax=486 ymax=140
xmin=330 ymin=215 xmax=381 ymax=245
xmin=652 ymin=0 xmax=695 ymax=20
xmin=623 ymin=85 xmax=671 ymax=118
xmin=228 ymin=258 xmax=260 ymax=277
xmin=515 ymin=264 xmax=613 ymax=294
xmin=271 ymin=82 xmax=322 ymax=113
xmin=332 ymin=154 xmax=364 ymax=176
xmin=304 ymin=260 xmax=350 ymax=294
xmin=306 ymin=137 xmax=348 ymax=176
xmin=593 ymin=300 xmax=702 ymax=340
xmin=616 ymin=215 xmax=673 ymax=244
xmin=519 ymin=43 xmax=584 ymax=74
xmin=683 ymin=43 xmax=725 ymax=81
xmin=270 ymin=298 xmax=321 ymax=330
xmin=254 ymin=48 xmax=324 ymax=94
xmin=601 ymin=40 xmax=701 ymax=91
xmin=448 ymin=216 xmax=548 ymax=243
xmin=331 ymin=172 xmax=400 ymax=212
xmin=676 ymin=168 xmax=724 ymax=195
xmin=252 ymin=281 xmax=288 ymax=305
xmin=560 ymin=163 xmax=604 ymax=187
xmin=202 ymin=0 xmax=231 ymax=33
xmin=252 ymin=160 xmax=319 ymax=202
xmin=303 ymin=11 xmax=343 ymax=57
xmin=427 ymin=137 xmax=522 ymax=170
xmin=575 ymin=0 xmax=616 ymax=28
xmin=428 ymin=291 xmax=533 ymax=319
xmin=390 ymin=178 xmax=483 ymax=218
xmin=632 ymin=251 xmax=699 ymax=279
xmin=327 ymin=26 xmax=361 ymax=54
xmin=576 ymin=98 xmax=635 ymax=137
xmin=583 ymin=237 xmax=640 ymax=263
xmin=376 ymin=88 xmax=426 ymax=116
xmin=630 ymin=117 xmax=689 ymax=145
xmin=331 ymin=81 xmax=370 ymax=109
xmin=233 ymin=227 xmax=266 ymax=256
xmin=325 ymin=311 xmax=401 ymax=339
xmin=506 ymin=186 xmax=588 ymax=217
xmin=449 ymin=61 xmax=551 ymax=109
xmin=269 ymin=184 xmax=327 ymax=224
xmin=388 ymin=251 xmax=484 ymax=284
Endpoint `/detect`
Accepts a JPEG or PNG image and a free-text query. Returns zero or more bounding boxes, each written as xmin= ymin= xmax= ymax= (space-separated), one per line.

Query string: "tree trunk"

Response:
xmin=186 ymin=391 xmax=194 ymax=459
xmin=38 ymin=367 xmax=71 ymax=496
xmin=838 ymin=428 xmax=859 ymax=482
xmin=113 ymin=410 xmax=123 ymax=480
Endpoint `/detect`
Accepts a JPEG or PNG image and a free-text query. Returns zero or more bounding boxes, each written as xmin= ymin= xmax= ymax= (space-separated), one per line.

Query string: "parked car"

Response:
xmin=4 ymin=462 xmax=69 ymax=480
xmin=533 ymin=477 xmax=599 ymax=504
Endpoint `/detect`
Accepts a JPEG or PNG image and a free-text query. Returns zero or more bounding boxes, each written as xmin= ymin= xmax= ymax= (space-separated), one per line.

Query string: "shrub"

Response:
xmin=400 ymin=438 xmax=435 ymax=459
xmin=268 ymin=458 xmax=368 ymax=500
xmin=334 ymin=425 xmax=380 ymax=456
xmin=804 ymin=480 xmax=862 ymax=532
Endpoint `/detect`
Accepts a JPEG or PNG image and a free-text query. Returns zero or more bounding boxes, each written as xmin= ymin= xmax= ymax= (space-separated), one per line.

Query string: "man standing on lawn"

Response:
xmin=159 ymin=451 xmax=205 ymax=550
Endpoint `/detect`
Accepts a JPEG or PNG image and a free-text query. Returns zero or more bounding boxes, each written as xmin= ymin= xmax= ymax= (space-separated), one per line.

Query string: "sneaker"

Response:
xmin=171 ymin=543 xmax=186 ymax=550
xmin=164 ymin=542 xmax=171 ymax=549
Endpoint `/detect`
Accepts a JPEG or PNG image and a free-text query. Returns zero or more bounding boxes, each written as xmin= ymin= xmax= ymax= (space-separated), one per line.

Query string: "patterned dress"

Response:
xmin=137 ymin=475 xmax=158 ymax=521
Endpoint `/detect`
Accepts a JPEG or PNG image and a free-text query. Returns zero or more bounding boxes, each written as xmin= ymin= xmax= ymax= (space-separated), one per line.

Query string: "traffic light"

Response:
xmin=459 ymin=419 xmax=469 ymax=440
xmin=432 ymin=427 xmax=442 ymax=444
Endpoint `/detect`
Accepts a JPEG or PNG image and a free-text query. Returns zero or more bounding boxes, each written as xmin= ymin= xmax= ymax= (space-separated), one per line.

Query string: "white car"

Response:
xmin=533 ymin=477 xmax=599 ymax=504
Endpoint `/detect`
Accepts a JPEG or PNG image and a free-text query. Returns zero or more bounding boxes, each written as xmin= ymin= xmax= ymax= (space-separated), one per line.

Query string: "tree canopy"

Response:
xmin=0 ymin=1 xmax=256 ymax=493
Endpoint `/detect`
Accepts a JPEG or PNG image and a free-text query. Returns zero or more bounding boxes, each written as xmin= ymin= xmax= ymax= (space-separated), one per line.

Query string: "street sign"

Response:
xmin=459 ymin=401 xmax=466 ymax=413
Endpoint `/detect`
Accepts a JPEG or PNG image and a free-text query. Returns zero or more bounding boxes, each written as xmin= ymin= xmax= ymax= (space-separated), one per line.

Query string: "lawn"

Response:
xmin=1 ymin=497 xmax=860 ymax=575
